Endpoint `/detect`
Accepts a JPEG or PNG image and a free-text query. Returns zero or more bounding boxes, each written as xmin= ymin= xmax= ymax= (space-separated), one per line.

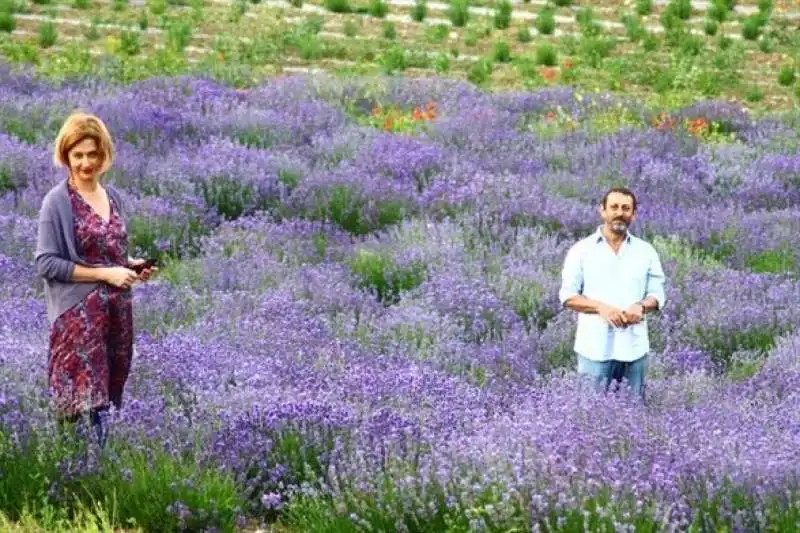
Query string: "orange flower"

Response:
xmin=562 ymin=58 xmax=574 ymax=70
xmin=541 ymin=67 xmax=558 ymax=82
xmin=687 ymin=118 xmax=709 ymax=136
xmin=545 ymin=111 xmax=556 ymax=121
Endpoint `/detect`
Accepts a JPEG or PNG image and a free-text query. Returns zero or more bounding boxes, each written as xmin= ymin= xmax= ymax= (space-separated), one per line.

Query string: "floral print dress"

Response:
xmin=48 ymin=182 xmax=134 ymax=418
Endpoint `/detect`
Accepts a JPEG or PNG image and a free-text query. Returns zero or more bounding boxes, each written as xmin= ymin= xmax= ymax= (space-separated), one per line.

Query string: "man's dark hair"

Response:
xmin=601 ymin=187 xmax=637 ymax=212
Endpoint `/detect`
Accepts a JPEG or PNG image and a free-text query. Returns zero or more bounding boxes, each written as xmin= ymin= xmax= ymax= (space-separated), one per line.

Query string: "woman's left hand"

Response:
xmin=129 ymin=258 xmax=158 ymax=282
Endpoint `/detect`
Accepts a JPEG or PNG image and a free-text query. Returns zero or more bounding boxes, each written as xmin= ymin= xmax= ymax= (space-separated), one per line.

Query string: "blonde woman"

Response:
xmin=34 ymin=111 xmax=156 ymax=446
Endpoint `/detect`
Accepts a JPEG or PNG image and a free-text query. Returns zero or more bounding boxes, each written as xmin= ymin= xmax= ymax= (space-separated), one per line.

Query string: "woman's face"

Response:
xmin=67 ymin=137 xmax=102 ymax=184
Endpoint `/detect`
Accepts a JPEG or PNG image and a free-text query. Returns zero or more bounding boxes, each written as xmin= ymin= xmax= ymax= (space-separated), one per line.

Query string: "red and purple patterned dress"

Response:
xmin=48 ymin=182 xmax=134 ymax=419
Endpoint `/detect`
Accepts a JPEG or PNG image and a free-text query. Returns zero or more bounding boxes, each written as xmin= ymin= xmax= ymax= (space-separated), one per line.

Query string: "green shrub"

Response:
xmin=379 ymin=45 xmax=405 ymax=73
xmin=72 ymin=0 xmax=89 ymax=8
xmin=324 ymin=0 xmax=350 ymax=13
xmin=148 ymin=0 xmax=166 ymax=15
xmin=383 ymin=21 xmax=395 ymax=39
xmin=741 ymin=14 xmax=763 ymax=40
xmin=622 ymin=14 xmax=646 ymax=41
xmin=449 ymin=0 xmax=468 ymax=27
xmin=535 ymin=7 xmax=555 ymax=35
xmin=744 ymin=86 xmax=763 ymax=102
xmin=343 ymin=19 xmax=358 ymax=37
xmin=493 ymin=40 xmax=511 ymax=62
xmin=778 ymin=65 xmax=796 ymax=86
xmin=411 ymin=0 xmax=425 ymax=21
xmin=349 ymin=248 xmax=427 ymax=305
xmin=707 ymin=0 xmax=728 ymax=22
xmin=579 ymin=36 xmax=612 ymax=68
xmin=38 ymin=21 xmax=56 ymax=48
xmin=517 ymin=26 xmax=531 ymax=42
xmin=494 ymin=0 xmax=511 ymax=29
xmin=704 ymin=20 xmax=718 ymax=36
xmin=535 ymin=42 xmax=557 ymax=66
xmin=434 ymin=52 xmax=450 ymax=72
xmin=635 ymin=0 xmax=651 ymax=15
xmin=369 ymin=0 xmax=388 ymax=17
xmin=553 ymin=0 xmax=570 ymax=5
xmin=0 ymin=11 xmax=14 ymax=33
xmin=642 ymin=33 xmax=658 ymax=51
xmin=467 ymin=57 xmax=493 ymax=86
xmin=119 ymin=30 xmax=141 ymax=56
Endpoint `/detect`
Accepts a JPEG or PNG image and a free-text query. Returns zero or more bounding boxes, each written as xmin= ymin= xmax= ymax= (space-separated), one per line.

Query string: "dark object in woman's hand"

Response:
xmin=129 ymin=258 xmax=158 ymax=274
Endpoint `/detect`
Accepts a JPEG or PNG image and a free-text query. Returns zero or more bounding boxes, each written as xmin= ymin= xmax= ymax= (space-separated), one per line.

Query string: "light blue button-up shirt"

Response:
xmin=558 ymin=226 xmax=667 ymax=362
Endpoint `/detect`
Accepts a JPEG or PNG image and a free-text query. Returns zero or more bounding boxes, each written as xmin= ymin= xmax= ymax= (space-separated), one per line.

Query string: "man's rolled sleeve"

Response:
xmin=558 ymin=243 xmax=583 ymax=307
xmin=644 ymin=249 xmax=666 ymax=310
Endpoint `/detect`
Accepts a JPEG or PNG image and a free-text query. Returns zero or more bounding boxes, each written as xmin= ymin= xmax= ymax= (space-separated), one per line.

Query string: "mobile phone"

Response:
xmin=130 ymin=258 xmax=158 ymax=274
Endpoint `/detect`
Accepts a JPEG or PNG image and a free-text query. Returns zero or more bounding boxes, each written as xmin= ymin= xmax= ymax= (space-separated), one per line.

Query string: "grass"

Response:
xmin=0 ymin=424 xmax=245 ymax=533
xmin=0 ymin=0 xmax=796 ymax=110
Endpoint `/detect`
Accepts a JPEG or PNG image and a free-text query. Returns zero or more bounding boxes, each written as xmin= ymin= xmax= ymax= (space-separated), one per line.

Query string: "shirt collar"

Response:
xmin=594 ymin=225 xmax=632 ymax=244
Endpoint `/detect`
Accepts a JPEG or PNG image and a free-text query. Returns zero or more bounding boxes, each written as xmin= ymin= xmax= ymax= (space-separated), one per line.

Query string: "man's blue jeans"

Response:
xmin=577 ymin=353 xmax=648 ymax=400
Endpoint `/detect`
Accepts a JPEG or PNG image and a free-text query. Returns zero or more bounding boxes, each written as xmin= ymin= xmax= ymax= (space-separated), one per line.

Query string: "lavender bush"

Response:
xmin=1 ymin=65 xmax=800 ymax=531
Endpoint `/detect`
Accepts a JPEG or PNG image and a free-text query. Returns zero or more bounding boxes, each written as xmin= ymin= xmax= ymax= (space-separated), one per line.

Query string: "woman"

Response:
xmin=34 ymin=111 xmax=156 ymax=446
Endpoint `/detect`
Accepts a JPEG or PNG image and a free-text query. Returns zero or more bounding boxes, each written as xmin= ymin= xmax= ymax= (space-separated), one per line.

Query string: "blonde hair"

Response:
xmin=53 ymin=111 xmax=115 ymax=176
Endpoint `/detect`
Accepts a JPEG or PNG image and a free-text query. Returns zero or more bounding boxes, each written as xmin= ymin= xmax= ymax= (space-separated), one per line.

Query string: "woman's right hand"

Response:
xmin=102 ymin=266 xmax=139 ymax=289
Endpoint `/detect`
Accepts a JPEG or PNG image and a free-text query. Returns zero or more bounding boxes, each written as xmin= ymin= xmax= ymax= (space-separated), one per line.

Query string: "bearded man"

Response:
xmin=558 ymin=187 xmax=667 ymax=400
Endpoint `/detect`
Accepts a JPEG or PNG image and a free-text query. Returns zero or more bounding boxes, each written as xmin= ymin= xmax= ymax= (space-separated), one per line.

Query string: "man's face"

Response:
xmin=600 ymin=192 xmax=635 ymax=234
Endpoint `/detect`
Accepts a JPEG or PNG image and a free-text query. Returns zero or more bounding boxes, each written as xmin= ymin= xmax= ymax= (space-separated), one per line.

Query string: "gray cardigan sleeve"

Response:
xmin=34 ymin=195 xmax=75 ymax=282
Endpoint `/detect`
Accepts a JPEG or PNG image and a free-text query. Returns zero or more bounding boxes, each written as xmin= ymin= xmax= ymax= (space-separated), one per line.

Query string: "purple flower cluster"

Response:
xmin=1 ymin=67 xmax=800 ymax=529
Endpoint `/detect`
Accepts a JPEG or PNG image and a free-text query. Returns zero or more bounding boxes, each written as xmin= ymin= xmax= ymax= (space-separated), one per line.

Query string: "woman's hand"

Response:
xmin=128 ymin=258 xmax=158 ymax=282
xmin=102 ymin=266 xmax=139 ymax=289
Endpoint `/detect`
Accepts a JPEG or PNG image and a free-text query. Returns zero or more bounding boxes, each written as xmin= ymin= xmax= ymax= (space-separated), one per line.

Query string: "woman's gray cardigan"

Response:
xmin=34 ymin=179 xmax=129 ymax=324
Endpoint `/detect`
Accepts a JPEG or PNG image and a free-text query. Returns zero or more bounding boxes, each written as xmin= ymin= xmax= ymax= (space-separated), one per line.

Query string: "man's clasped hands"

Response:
xmin=597 ymin=302 xmax=645 ymax=329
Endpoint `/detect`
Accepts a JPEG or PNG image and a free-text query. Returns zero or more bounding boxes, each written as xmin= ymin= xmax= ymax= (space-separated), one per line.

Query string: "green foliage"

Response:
xmin=493 ymin=0 xmax=511 ymax=29
xmin=707 ymin=0 xmax=728 ymax=22
xmin=0 ymin=428 xmax=243 ymax=533
xmin=516 ymin=26 xmax=531 ymax=43
xmin=492 ymin=40 xmax=510 ymax=63
xmin=467 ymin=57 xmax=492 ymax=86
xmin=324 ymin=0 xmax=350 ymax=13
xmin=579 ymin=36 xmax=613 ymax=68
xmin=314 ymin=185 xmax=407 ymax=235
xmin=166 ymin=19 xmax=191 ymax=52
xmin=37 ymin=21 xmax=57 ymax=48
xmin=745 ymin=248 xmax=796 ymax=274
xmin=119 ymin=31 xmax=141 ymax=56
xmin=0 ymin=11 xmax=14 ymax=33
xmin=448 ymin=0 xmax=469 ymax=27
xmin=704 ymin=20 xmax=718 ymax=36
xmin=368 ymin=0 xmax=388 ymax=18
xmin=349 ymin=248 xmax=426 ymax=304
xmin=382 ymin=21 xmax=396 ymax=40
xmin=148 ymin=0 xmax=166 ymax=15
xmin=777 ymin=65 xmax=796 ymax=87
xmin=535 ymin=42 xmax=557 ymax=66
xmin=635 ymin=0 xmax=652 ymax=15
xmin=622 ymin=14 xmax=646 ymax=42
xmin=72 ymin=0 xmax=90 ymax=8
xmin=411 ymin=0 xmax=426 ymax=21
xmin=127 ymin=210 xmax=208 ymax=261
xmin=535 ymin=7 xmax=555 ymax=35
xmin=741 ymin=14 xmax=765 ymax=40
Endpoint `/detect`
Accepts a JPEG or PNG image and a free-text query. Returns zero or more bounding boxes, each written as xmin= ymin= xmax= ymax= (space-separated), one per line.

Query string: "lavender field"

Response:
xmin=2 ymin=62 xmax=800 ymax=531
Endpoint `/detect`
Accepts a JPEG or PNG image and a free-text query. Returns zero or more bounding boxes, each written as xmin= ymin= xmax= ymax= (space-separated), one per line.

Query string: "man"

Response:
xmin=558 ymin=187 xmax=666 ymax=400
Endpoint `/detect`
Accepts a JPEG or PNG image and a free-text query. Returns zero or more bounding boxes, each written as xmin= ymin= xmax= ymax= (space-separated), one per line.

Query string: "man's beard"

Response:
xmin=609 ymin=219 xmax=628 ymax=233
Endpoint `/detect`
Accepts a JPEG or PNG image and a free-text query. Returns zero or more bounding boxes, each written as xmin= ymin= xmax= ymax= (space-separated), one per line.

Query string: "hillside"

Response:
xmin=0 ymin=0 xmax=798 ymax=110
